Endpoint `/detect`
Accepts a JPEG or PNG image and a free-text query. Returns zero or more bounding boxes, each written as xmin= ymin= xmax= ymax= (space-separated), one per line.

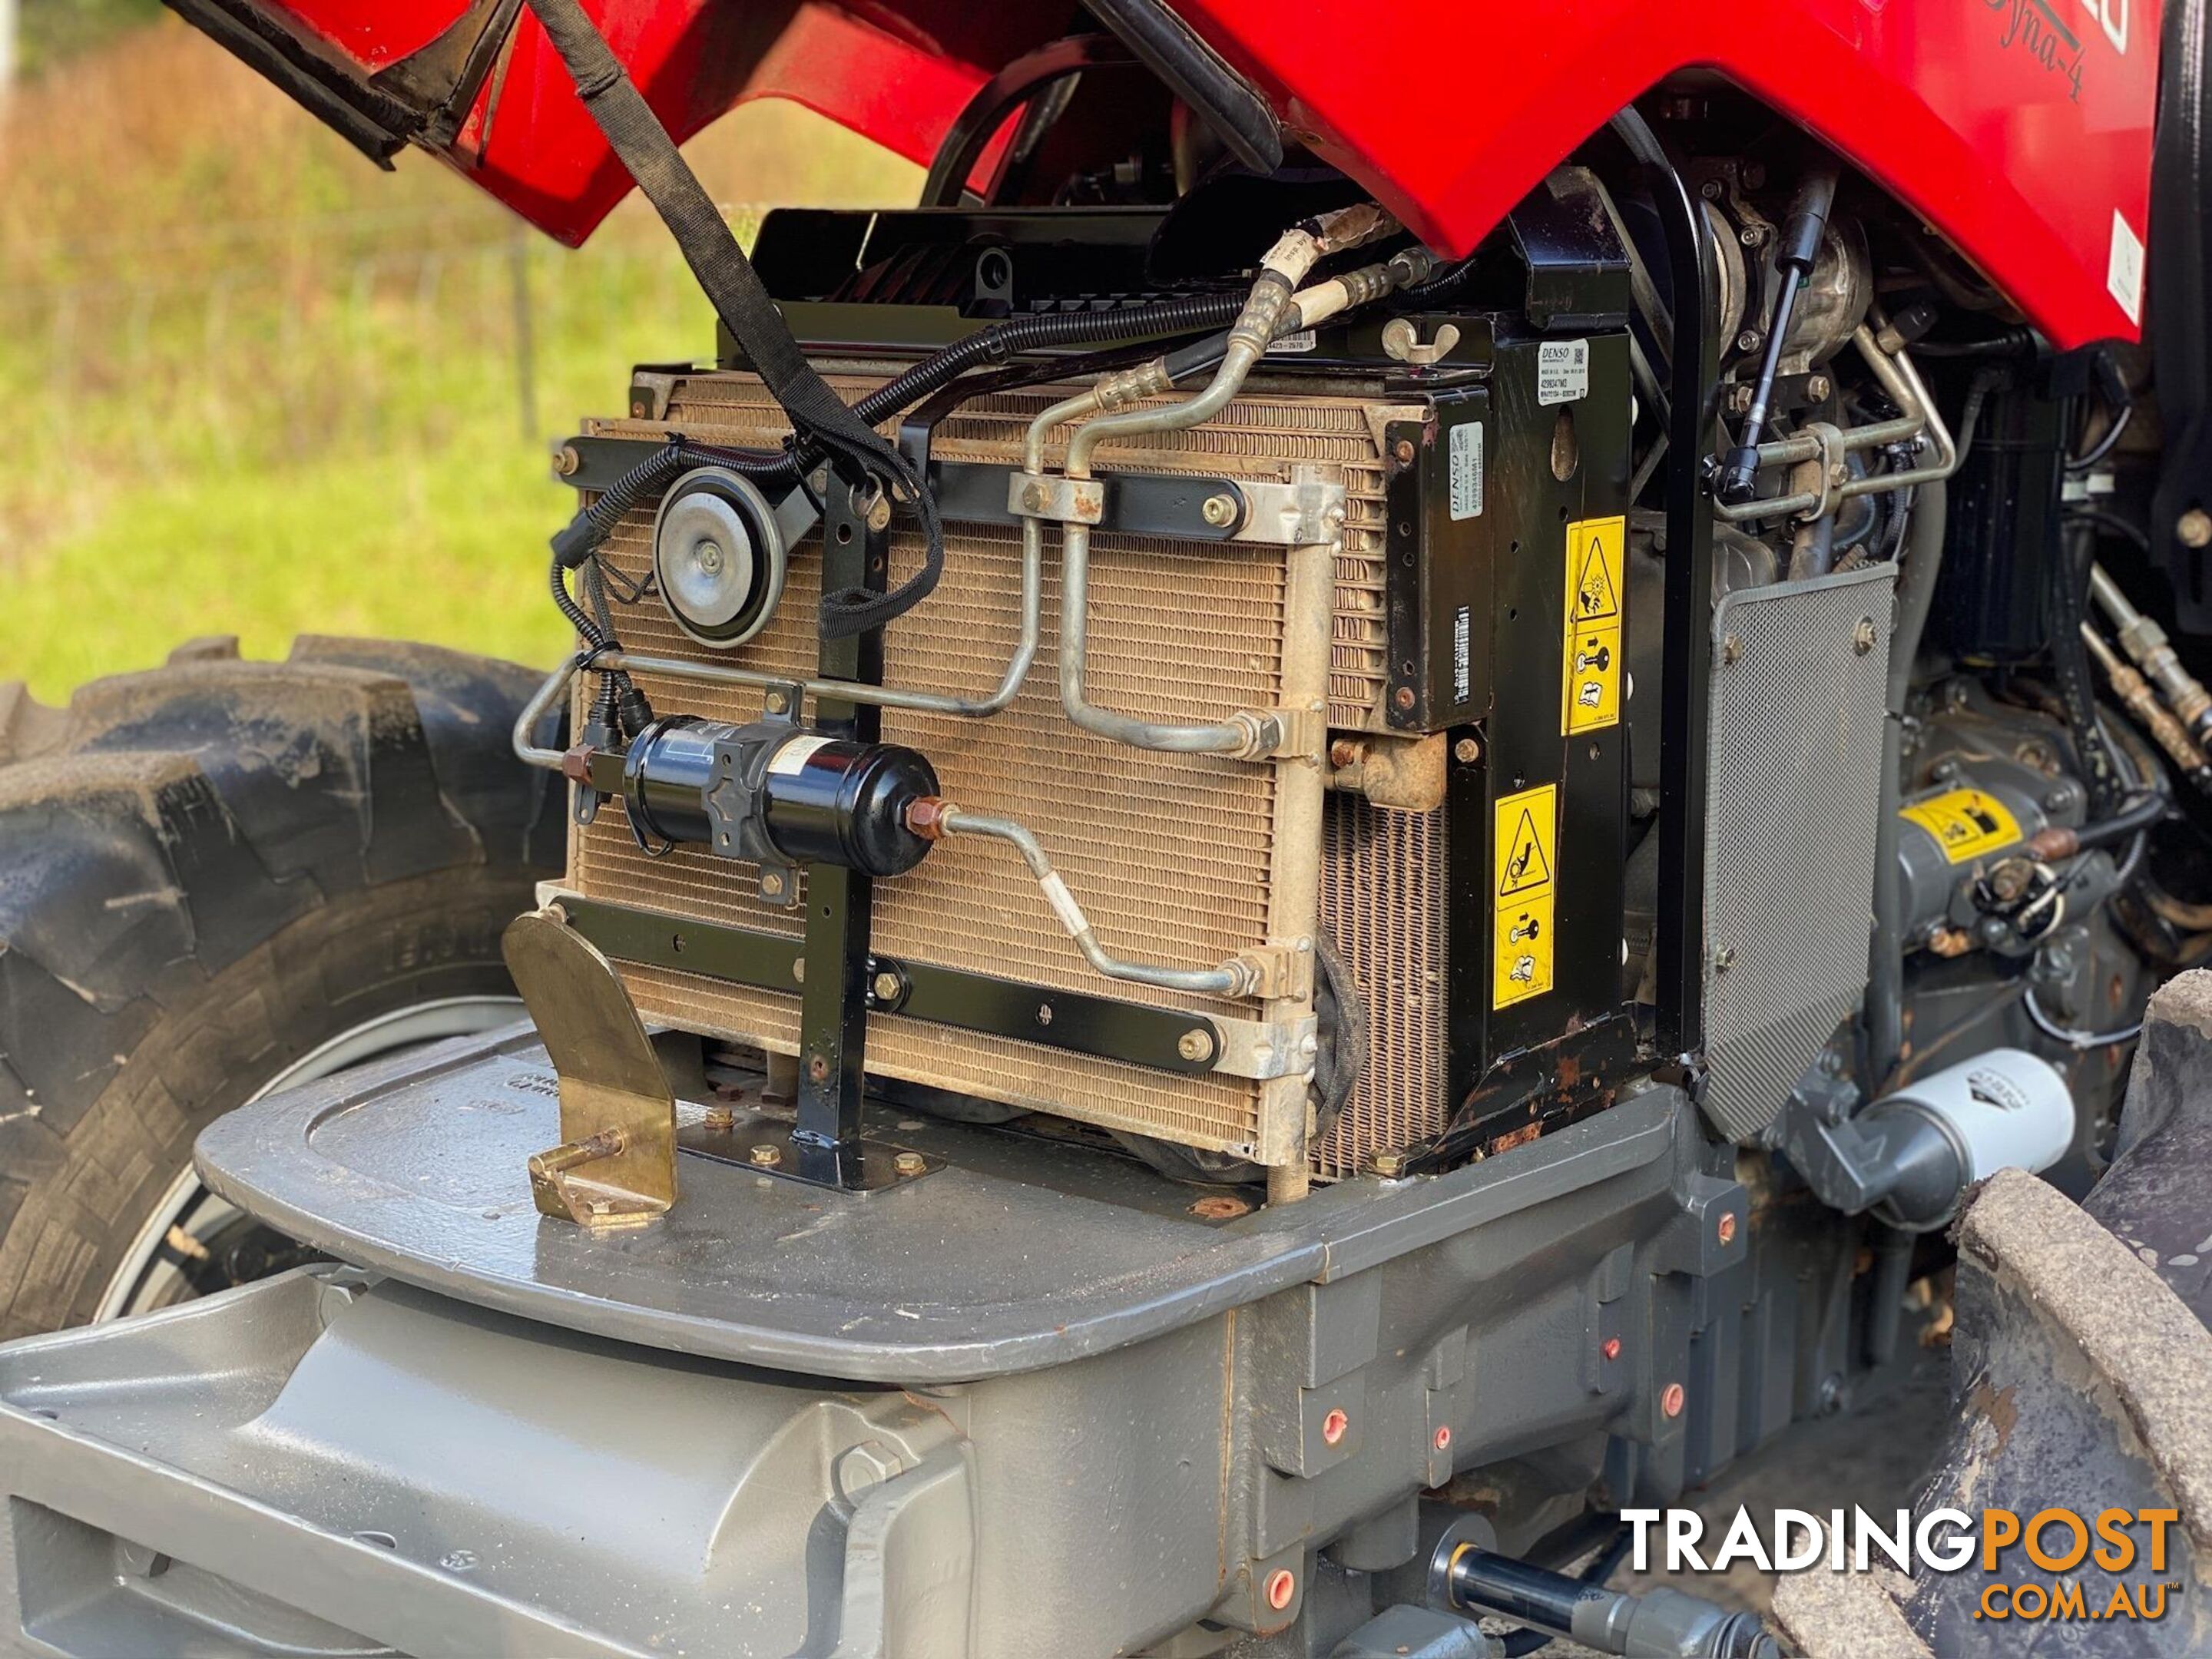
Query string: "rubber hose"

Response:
xmin=1869 ymin=479 xmax=1948 ymax=1086
xmin=2072 ymin=790 xmax=2168 ymax=852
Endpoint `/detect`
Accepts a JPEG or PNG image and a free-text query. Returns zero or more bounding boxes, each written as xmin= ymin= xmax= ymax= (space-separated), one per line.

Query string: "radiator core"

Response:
xmin=567 ymin=369 xmax=1444 ymax=1173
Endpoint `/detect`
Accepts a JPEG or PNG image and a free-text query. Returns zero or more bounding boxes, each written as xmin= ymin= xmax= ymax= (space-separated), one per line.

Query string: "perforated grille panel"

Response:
xmin=1701 ymin=563 xmax=1897 ymax=1142
xmin=568 ymin=370 xmax=1429 ymax=1165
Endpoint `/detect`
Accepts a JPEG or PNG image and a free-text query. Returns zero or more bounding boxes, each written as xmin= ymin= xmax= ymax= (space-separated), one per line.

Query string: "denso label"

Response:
xmin=1537 ymin=340 xmax=1589 ymax=406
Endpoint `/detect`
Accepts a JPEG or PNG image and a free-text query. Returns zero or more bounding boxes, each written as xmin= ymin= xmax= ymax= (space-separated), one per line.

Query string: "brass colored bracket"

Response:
xmin=504 ymin=907 xmax=677 ymax=1228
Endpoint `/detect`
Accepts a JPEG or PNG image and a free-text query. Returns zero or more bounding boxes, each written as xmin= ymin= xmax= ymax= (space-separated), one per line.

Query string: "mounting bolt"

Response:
xmin=1177 ymin=1028 xmax=1215 ymax=1063
xmin=1700 ymin=179 xmax=1724 ymax=200
xmin=1035 ymin=1002 xmax=1055 ymax=1027
xmin=1263 ymin=1569 xmax=1297 ymax=1612
xmin=696 ymin=541 xmax=724 ymax=575
xmin=1722 ymin=633 xmax=1742 ymax=665
xmin=1726 ymin=383 xmax=1755 ymax=415
xmin=1366 ymin=1150 xmax=1407 ymax=1179
xmin=1807 ymin=374 xmax=1833 ymax=401
xmin=555 ymin=443 xmax=581 ymax=477
xmin=1321 ymin=1408 xmax=1349 ymax=1446
xmin=1736 ymin=329 xmax=1763 ymax=354
xmin=1453 ymin=737 xmax=1482 ymax=764
xmin=1021 ymin=480 xmax=1048 ymax=513
xmin=1392 ymin=437 xmax=1416 ymax=465
xmin=1853 ymin=617 xmax=1878 ymax=654
xmin=866 ymin=495 xmax=893 ymax=534
xmin=749 ymin=1143 xmax=783 ymax=1168
xmin=872 ymin=970 xmax=902 ymax=1003
xmin=1738 ymin=224 xmax=1765 ymax=247
xmin=1201 ymin=492 xmax=1240 ymax=528
xmin=763 ymin=871 xmax=787 ymax=899
xmin=1717 ymin=1210 xmax=1739 ymax=1246
xmin=1712 ymin=945 xmax=1737 ymax=972
xmin=1392 ymin=686 xmax=1417 ymax=713
xmin=704 ymin=1104 xmax=736 ymax=1131
xmin=1661 ymin=1382 xmax=1686 ymax=1419
xmin=892 ymin=1151 xmax=927 ymax=1177
xmin=2181 ymin=508 xmax=2212 ymax=549
xmin=764 ymin=689 xmax=788 ymax=714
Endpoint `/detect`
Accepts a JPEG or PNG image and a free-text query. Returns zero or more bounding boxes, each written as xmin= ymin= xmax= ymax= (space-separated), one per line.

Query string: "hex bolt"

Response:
xmin=1736 ymin=329 xmax=1763 ymax=353
xmin=1177 ymin=1028 xmax=1215 ymax=1063
xmin=1201 ymin=493 xmax=1240 ymax=528
xmin=1021 ymin=481 xmax=1048 ymax=513
xmin=1717 ymin=1210 xmax=1739 ymax=1247
xmin=1726 ymin=384 xmax=1755 ymax=415
xmin=1807 ymin=374 xmax=1833 ymax=401
xmin=1661 ymin=1382 xmax=1686 ymax=1419
xmin=872 ymin=971 xmax=902 ymax=1003
xmin=1453 ymin=737 xmax=1482 ymax=764
xmin=555 ymin=443 xmax=581 ymax=477
xmin=749 ymin=1143 xmax=783 ymax=1168
xmin=2181 ymin=508 xmax=2212 ymax=549
xmin=1264 ymin=1569 xmax=1297 ymax=1612
xmin=763 ymin=871 xmax=787 ymax=898
xmin=1367 ymin=1150 xmax=1408 ymax=1179
xmin=703 ymin=1104 xmax=736 ymax=1131
xmin=764 ymin=689 xmax=788 ymax=714
xmin=892 ymin=1151 xmax=927 ymax=1177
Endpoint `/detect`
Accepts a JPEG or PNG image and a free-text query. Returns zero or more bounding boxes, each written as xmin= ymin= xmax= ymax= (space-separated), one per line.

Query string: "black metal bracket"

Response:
xmin=558 ymin=435 xmax=1250 ymax=544
xmin=557 ymin=898 xmax=1224 ymax=1078
xmin=1617 ymin=113 xmax=1720 ymax=1065
xmin=783 ymin=481 xmax=885 ymax=1187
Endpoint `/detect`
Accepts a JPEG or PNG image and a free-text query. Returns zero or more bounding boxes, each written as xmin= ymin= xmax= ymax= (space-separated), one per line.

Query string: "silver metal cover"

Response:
xmin=1701 ymin=562 xmax=1896 ymax=1142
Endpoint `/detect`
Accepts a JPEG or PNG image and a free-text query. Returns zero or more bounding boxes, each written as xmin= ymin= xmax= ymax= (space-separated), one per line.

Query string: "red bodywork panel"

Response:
xmin=269 ymin=0 xmax=2157 ymax=346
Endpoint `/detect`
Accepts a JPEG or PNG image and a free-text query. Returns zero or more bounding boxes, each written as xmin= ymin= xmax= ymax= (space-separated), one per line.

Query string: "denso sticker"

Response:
xmin=1537 ymin=339 xmax=1589 ymax=406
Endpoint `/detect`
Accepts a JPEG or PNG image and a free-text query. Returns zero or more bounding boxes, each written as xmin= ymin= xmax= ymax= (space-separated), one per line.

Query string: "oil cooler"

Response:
xmin=551 ymin=190 xmax=1640 ymax=1178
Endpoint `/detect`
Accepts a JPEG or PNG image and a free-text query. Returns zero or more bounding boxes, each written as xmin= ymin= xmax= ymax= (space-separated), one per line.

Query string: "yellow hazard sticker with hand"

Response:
xmin=1493 ymin=783 xmax=1558 ymax=1007
xmin=1561 ymin=516 xmax=1624 ymax=733
xmin=1901 ymin=788 xmax=2022 ymax=863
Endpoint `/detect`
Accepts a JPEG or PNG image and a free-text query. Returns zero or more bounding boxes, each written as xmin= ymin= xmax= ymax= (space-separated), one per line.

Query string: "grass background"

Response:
xmin=0 ymin=8 xmax=916 ymax=700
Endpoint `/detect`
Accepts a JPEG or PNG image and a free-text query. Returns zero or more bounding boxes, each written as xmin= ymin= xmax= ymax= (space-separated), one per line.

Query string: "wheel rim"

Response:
xmin=91 ymin=995 xmax=523 ymax=1322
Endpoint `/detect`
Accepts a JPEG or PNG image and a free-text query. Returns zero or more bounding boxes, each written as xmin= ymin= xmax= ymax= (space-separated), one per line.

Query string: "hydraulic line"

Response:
xmin=1032 ymin=205 xmax=1404 ymax=757
xmin=2023 ymin=986 xmax=2144 ymax=1051
xmin=2081 ymin=622 xmax=2212 ymax=793
xmin=916 ymin=801 xmax=1263 ymax=996
xmin=2088 ymin=561 xmax=2212 ymax=746
xmin=1869 ymin=480 xmax=1948 ymax=1088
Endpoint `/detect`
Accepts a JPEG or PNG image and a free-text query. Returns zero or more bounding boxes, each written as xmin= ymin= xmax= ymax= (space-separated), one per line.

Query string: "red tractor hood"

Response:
xmin=225 ymin=0 xmax=2158 ymax=347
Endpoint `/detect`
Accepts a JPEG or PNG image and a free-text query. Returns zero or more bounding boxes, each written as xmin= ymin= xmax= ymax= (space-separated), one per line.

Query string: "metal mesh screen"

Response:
xmin=568 ymin=371 xmax=1413 ymax=1164
xmin=1315 ymin=795 xmax=1445 ymax=1179
xmin=1701 ymin=563 xmax=1897 ymax=1142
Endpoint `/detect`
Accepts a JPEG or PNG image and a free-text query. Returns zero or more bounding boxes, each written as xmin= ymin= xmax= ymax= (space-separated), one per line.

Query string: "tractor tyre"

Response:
xmin=0 ymin=637 xmax=561 ymax=1336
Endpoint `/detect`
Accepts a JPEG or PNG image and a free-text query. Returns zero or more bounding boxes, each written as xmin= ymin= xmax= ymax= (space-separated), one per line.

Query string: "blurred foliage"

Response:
xmin=17 ymin=0 xmax=167 ymax=78
xmin=0 ymin=15 xmax=916 ymax=700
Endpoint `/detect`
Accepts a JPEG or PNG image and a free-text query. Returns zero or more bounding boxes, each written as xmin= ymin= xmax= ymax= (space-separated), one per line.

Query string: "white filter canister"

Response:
xmin=1871 ymin=1047 xmax=2075 ymax=1187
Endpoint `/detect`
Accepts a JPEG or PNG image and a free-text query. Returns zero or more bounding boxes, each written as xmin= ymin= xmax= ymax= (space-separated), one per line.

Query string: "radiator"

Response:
xmin=566 ymin=369 xmax=1445 ymax=1175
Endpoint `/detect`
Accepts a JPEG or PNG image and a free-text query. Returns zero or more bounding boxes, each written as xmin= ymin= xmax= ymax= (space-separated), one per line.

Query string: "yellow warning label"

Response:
xmin=1900 ymin=788 xmax=2023 ymax=864
xmin=1564 ymin=622 xmax=1623 ymax=733
xmin=1494 ymin=783 xmax=1558 ymax=1007
xmin=1561 ymin=517 xmax=1624 ymax=733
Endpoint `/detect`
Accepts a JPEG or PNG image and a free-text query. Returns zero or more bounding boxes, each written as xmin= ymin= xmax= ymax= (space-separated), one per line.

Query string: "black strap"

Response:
xmin=522 ymin=0 xmax=941 ymax=638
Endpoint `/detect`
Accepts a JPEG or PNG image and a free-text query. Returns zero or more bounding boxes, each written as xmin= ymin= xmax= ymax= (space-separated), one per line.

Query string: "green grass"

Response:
xmin=0 ymin=18 xmax=916 ymax=701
